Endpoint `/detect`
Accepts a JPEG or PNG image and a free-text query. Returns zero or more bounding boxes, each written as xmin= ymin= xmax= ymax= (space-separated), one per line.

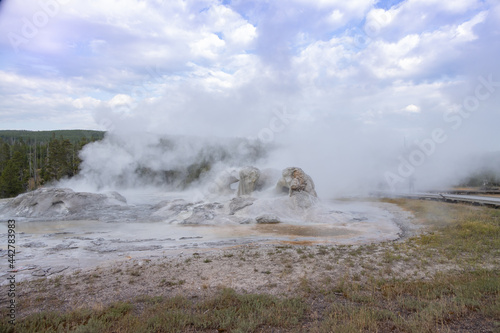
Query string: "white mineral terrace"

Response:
xmin=0 ymin=187 xmax=415 ymax=284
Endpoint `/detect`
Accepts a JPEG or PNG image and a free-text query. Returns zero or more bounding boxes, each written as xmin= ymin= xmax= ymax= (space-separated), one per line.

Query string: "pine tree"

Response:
xmin=0 ymin=131 xmax=104 ymax=198
xmin=0 ymin=151 xmax=25 ymax=197
xmin=0 ymin=141 xmax=10 ymax=174
xmin=46 ymin=136 xmax=74 ymax=180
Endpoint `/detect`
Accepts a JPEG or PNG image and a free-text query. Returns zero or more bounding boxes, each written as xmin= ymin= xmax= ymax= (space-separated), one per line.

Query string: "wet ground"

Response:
xmin=0 ymin=190 xmax=413 ymax=284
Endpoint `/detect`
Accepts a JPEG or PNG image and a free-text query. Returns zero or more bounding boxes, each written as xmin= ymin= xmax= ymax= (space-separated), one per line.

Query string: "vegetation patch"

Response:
xmin=2 ymin=289 xmax=307 ymax=333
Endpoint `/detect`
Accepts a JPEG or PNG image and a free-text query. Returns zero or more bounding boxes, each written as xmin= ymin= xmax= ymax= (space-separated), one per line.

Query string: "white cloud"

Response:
xmin=328 ymin=10 xmax=344 ymax=24
xmin=0 ymin=0 xmax=499 ymax=193
xmin=72 ymin=97 xmax=102 ymax=109
xmin=292 ymin=37 xmax=355 ymax=84
xmin=359 ymin=34 xmax=422 ymax=79
xmin=363 ymin=0 xmax=484 ymax=40
xmin=403 ymin=104 xmax=421 ymax=113
xmin=0 ymin=0 xmax=498 ymax=172
xmin=364 ymin=7 xmax=395 ymax=34
xmin=226 ymin=23 xmax=257 ymax=46
xmin=357 ymin=9 xmax=490 ymax=80
xmin=291 ymin=0 xmax=375 ymax=14
xmin=407 ymin=0 xmax=481 ymax=14
xmin=190 ymin=33 xmax=226 ymax=59
xmin=109 ymin=94 xmax=134 ymax=109
xmin=0 ymin=70 xmax=78 ymax=95
xmin=455 ymin=11 xmax=488 ymax=41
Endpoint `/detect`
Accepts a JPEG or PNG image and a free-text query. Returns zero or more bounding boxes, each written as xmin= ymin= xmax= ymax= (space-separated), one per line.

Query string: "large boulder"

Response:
xmin=255 ymin=214 xmax=281 ymax=224
xmin=237 ymin=166 xmax=261 ymax=196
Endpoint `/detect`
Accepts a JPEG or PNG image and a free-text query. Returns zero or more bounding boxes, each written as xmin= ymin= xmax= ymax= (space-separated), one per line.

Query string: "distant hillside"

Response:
xmin=0 ymin=130 xmax=105 ymax=144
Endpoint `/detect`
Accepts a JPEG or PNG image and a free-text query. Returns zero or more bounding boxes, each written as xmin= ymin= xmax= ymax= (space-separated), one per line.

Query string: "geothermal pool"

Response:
xmin=0 ymin=188 xmax=413 ymax=284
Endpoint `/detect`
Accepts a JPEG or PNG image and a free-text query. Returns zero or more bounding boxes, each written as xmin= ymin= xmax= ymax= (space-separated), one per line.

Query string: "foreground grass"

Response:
xmin=3 ymin=270 xmax=498 ymax=333
xmin=318 ymin=268 xmax=499 ymax=332
xmin=1 ymin=199 xmax=499 ymax=332
xmin=2 ymin=289 xmax=306 ymax=333
xmin=383 ymin=198 xmax=500 ymax=264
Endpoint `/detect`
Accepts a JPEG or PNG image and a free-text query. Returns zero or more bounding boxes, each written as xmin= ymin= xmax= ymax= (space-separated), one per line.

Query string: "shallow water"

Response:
xmin=0 ymin=191 xmax=408 ymax=283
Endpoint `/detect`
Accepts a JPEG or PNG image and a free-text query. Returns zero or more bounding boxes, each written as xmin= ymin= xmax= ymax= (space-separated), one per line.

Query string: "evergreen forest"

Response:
xmin=0 ymin=130 xmax=104 ymax=198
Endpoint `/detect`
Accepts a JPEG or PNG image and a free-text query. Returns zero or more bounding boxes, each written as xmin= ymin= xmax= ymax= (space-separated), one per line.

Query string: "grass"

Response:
xmin=316 ymin=268 xmax=500 ymax=333
xmin=383 ymin=198 xmax=500 ymax=264
xmin=2 ymin=289 xmax=307 ymax=333
xmin=10 ymin=268 xmax=496 ymax=333
xmin=2 ymin=199 xmax=499 ymax=332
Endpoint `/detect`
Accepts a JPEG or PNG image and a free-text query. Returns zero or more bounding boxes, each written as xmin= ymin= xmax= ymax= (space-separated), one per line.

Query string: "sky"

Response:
xmin=0 ymin=0 xmax=499 ymax=194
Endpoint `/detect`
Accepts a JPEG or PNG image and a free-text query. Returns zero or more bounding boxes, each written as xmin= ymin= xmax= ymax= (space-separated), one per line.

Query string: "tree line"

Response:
xmin=0 ymin=130 xmax=104 ymax=198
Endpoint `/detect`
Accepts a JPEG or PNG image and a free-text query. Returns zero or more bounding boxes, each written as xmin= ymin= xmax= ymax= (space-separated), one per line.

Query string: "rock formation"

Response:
xmin=181 ymin=202 xmax=223 ymax=224
xmin=237 ymin=166 xmax=261 ymax=196
xmin=276 ymin=167 xmax=318 ymax=208
xmin=276 ymin=167 xmax=317 ymax=197
xmin=229 ymin=196 xmax=256 ymax=215
xmin=211 ymin=168 xmax=239 ymax=195
xmin=255 ymin=214 xmax=281 ymax=224
xmin=234 ymin=167 xmax=280 ymax=196
xmin=0 ymin=188 xmax=127 ymax=219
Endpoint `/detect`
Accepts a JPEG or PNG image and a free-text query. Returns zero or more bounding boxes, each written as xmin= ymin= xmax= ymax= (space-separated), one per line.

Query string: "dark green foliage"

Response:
xmin=0 ymin=130 xmax=103 ymax=198
xmin=0 ymin=140 xmax=11 ymax=173
xmin=183 ymin=160 xmax=212 ymax=187
xmin=0 ymin=130 xmax=104 ymax=144
xmin=0 ymin=151 xmax=26 ymax=197
xmin=46 ymin=136 xmax=74 ymax=181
